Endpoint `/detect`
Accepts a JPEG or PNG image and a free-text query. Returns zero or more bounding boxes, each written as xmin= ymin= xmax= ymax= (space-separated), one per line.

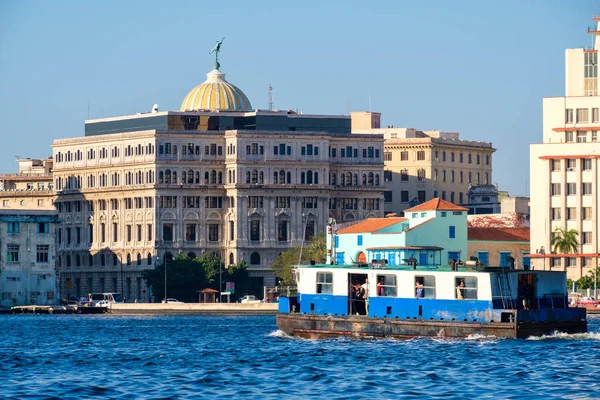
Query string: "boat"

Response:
xmin=276 ymin=262 xmax=587 ymax=339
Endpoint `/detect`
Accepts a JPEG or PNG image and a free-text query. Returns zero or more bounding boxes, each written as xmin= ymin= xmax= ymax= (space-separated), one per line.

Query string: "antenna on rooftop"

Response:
xmin=268 ymin=84 xmax=274 ymax=110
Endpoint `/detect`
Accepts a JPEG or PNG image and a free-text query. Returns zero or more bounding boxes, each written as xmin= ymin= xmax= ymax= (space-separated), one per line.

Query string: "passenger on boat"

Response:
xmin=415 ymin=280 xmax=424 ymax=298
xmin=361 ymin=278 xmax=369 ymax=314
xmin=456 ymin=281 xmax=466 ymax=300
xmin=377 ymin=278 xmax=384 ymax=296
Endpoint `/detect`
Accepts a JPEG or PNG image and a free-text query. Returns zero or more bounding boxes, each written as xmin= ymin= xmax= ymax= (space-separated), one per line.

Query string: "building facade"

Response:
xmin=467 ymin=227 xmax=530 ymax=269
xmin=327 ymin=198 xmax=468 ymax=267
xmin=530 ymin=17 xmax=600 ymax=279
xmin=52 ymin=63 xmax=385 ymax=300
xmin=351 ymin=112 xmax=495 ymax=216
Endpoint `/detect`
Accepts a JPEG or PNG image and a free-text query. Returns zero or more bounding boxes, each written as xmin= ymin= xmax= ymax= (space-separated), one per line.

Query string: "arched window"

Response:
xmin=340 ymin=173 xmax=345 ymax=186
xmin=66 ymin=255 xmax=71 ymax=267
xmin=273 ymin=172 xmax=278 ymax=184
xmin=211 ymin=170 xmax=216 ymax=184
xmin=301 ymin=172 xmax=306 ymax=184
xmin=173 ymin=171 xmax=177 ymax=183
xmin=76 ymin=254 xmax=81 ymax=267
xmin=229 ymin=252 xmax=234 ymax=265
xmin=246 ymin=171 xmax=251 ymax=183
xmin=127 ymin=253 xmax=131 ymax=265
xmin=250 ymin=252 xmax=261 ymax=265
xmin=259 ymin=171 xmax=263 ymax=184
xmin=188 ymin=169 xmax=193 ymax=184
xmin=279 ymin=170 xmax=285 ymax=184
xmin=182 ymin=171 xmax=187 ymax=184
xmin=137 ymin=253 xmax=142 ymax=265
xmin=147 ymin=253 xmax=152 ymax=265
xmin=314 ymin=172 xmax=319 ymax=184
xmin=164 ymin=169 xmax=171 ymax=184
xmin=307 ymin=170 xmax=313 ymax=184
xmin=362 ymin=174 xmax=367 ymax=186
xmin=195 ymin=171 xmax=200 ymax=184
xmin=232 ymin=170 xmax=235 ymax=184
xmin=331 ymin=172 xmax=337 ymax=185
xmin=375 ymin=174 xmax=380 ymax=186
xmin=205 ymin=171 xmax=210 ymax=184
xmin=368 ymin=172 xmax=374 ymax=185
xmin=287 ymin=172 xmax=291 ymax=184
xmin=251 ymin=170 xmax=258 ymax=184
xmin=218 ymin=172 xmax=222 ymax=184
xmin=353 ymin=174 xmax=358 ymax=186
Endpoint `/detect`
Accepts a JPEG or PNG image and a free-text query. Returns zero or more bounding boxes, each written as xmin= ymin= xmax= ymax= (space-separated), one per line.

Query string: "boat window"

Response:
xmin=376 ymin=274 xmax=397 ymax=297
xmin=415 ymin=276 xmax=435 ymax=298
xmin=316 ymin=272 xmax=333 ymax=294
xmin=455 ymin=277 xmax=477 ymax=300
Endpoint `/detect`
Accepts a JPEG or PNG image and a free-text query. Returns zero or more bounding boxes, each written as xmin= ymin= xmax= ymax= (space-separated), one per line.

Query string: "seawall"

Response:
xmin=108 ymin=303 xmax=278 ymax=315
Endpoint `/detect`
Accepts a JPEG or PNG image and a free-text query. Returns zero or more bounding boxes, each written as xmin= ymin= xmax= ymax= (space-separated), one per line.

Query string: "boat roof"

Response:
xmin=296 ymin=263 xmax=563 ymax=274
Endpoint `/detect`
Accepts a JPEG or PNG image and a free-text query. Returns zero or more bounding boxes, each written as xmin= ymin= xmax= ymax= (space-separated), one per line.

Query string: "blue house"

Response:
xmin=327 ymin=198 xmax=468 ymax=267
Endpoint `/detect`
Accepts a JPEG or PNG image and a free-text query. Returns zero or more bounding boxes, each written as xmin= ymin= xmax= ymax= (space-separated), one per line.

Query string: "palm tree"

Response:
xmin=550 ymin=227 xmax=579 ymax=254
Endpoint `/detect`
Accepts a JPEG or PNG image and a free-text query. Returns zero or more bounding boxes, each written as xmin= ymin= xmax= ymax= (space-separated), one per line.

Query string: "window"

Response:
xmin=384 ymin=191 xmax=392 ymax=202
xmin=376 ymin=275 xmax=397 ymax=297
xmin=566 ymin=183 xmax=576 ymax=195
xmin=136 ymin=224 xmax=142 ymax=241
xmin=400 ymin=151 xmax=408 ymax=161
xmin=583 ymin=232 xmax=592 ymax=244
xmin=442 ymin=151 xmax=446 ymax=162
xmin=7 ymin=222 xmax=19 ymax=234
xmin=357 ymin=235 xmax=363 ymax=246
xmin=250 ymin=220 xmax=261 ymax=241
xmin=551 ymin=258 xmax=562 ymax=267
xmin=567 ymin=257 xmax=577 ymax=267
xmin=415 ymin=276 xmax=435 ymax=298
xmin=477 ymin=251 xmax=489 ymax=266
xmin=277 ymin=220 xmax=288 ymax=242
xmin=583 ymin=159 xmax=592 ymax=170
xmin=147 ymin=224 xmax=153 ymax=241
xmin=577 ymin=131 xmax=587 ymax=143
xmin=185 ymin=224 xmax=196 ymax=241
xmin=582 ymin=182 xmax=592 ymax=195
xmin=551 ymin=208 xmax=561 ymax=220
xmin=583 ymin=207 xmax=592 ymax=220
xmin=565 ymin=109 xmax=573 ymax=123
xmin=449 ymin=226 xmax=456 ymax=238
xmin=566 ymin=159 xmax=576 ymax=170
xmin=384 ymin=170 xmax=392 ymax=182
xmin=163 ymin=224 xmax=174 ymax=242
xmin=566 ymin=131 xmax=574 ymax=142
xmin=593 ymin=108 xmax=599 ymax=123
xmin=401 ymin=191 xmax=409 ymax=202
xmin=417 ymin=169 xmax=426 ymax=181
xmin=209 ymin=224 xmax=219 ymax=242
xmin=576 ymin=108 xmax=589 ymax=123
xmin=593 ymin=131 xmax=598 ymax=142
xmin=37 ymin=222 xmax=49 ymax=234
xmin=400 ymin=169 xmax=409 ymax=181
xmin=455 ymin=277 xmax=477 ymax=300
xmin=7 ymin=244 xmax=19 ymax=262
xmin=36 ymin=244 xmax=49 ymax=263
xmin=250 ymin=252 xmax=261 ymax=265
xmin=567 ymin=207 xmax=577 ymax=220
xmin=316 ymin=272 xmax=333 ymax=294
xmin=417 ymin=151 xmax=425 ymax=161
xmin=551 ymin=183 xmax=561 ymax=196
xmin=468 ymin=154 xmax=472 ymax=164
xmin=384 ymin=152 xmax=392 ymax=161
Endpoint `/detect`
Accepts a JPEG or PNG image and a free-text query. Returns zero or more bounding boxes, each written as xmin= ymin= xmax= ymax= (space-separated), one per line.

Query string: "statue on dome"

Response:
xmin=209 ymin=37 xmax=225 ymax=70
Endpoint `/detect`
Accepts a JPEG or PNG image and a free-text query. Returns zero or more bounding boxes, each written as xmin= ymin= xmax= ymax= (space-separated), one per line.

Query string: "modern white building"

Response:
xmin=530 ymin=16 xmax=600 ymax=279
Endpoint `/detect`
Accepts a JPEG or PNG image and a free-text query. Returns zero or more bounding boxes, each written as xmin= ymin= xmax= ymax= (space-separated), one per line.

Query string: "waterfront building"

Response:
xmin=52 ymin=60 xmax=385 ymax=300
xmin=530 ymin=16 xmax=600 ymax=279
xmin=327 ymin=198 xmax=468 ymax=267
xmin=350 ymin=112 xmax=495 ymax=216
xmin=467 ymin=227 xmax=530 ymax=269
xmin=0 ymin=158 xmax=58 ymax=307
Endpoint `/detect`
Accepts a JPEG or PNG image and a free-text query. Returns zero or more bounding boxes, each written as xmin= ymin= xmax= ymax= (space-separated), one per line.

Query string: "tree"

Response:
xmin=142 ymin=253 xmax=220 ymax=302
xmin=550 ymin=227 xmax=579 ymax=255
xmin=575 ymin=267 xmax=600 ymax=290
xmin=270 ymin=233 xmax=326 ymax=285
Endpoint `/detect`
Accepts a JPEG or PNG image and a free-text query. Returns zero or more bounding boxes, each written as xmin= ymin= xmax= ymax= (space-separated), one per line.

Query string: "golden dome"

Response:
xmin=180 ymin=69 xmax=252 ymax=111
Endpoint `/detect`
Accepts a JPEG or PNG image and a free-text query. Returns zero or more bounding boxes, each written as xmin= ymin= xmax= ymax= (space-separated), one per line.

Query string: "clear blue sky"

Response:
xmin=0 ymin=0 xmax=597 ymax=195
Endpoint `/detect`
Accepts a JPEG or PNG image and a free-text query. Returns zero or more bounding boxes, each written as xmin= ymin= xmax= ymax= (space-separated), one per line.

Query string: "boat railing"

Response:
xmin=276 ymin=286 xmax=298 ymax=298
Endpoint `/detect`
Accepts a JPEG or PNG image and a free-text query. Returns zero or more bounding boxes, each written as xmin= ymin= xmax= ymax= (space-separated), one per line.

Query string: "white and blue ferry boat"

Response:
xmin=276 ymin=262 xmax=587 ymax=339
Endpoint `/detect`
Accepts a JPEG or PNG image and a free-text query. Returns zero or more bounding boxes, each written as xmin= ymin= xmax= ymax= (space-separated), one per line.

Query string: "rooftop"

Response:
xmin=336 ymin=217 xmax=406 ymax=234
xmin=468 ymin=227 xmax=530 ymax=242
xmin=404 ymin=198 xmax=469 ymax=213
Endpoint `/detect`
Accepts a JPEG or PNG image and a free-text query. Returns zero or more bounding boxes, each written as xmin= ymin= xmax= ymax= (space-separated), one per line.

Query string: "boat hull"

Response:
xmin=276 ymin=312 xmax=587 ymax=339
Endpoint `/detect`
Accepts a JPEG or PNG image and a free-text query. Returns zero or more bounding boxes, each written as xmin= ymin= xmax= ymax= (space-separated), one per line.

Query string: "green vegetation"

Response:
xmin=551 ymin=227 xmax=579 ymax=254
xmin=568 ymin=267 xmax=600 ymax=290
xmin=142 ymin=254 xmax=251 ymax=302
xmin=270 ymin=233 xmax=327 ymax=285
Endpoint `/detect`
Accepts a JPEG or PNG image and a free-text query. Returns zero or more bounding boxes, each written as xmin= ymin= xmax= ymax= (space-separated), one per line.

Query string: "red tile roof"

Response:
xmin=468 ymin=227 xmax=530 ymax=242
xmin=404 ymin=198 xmax=468 ymax=213
xmin=337 ymin=217 xmax=407 ymax=234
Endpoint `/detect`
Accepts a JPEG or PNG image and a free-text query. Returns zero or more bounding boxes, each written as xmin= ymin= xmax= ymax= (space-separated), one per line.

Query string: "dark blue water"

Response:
xmin=1 ymin=314 xmax=600 ymax=399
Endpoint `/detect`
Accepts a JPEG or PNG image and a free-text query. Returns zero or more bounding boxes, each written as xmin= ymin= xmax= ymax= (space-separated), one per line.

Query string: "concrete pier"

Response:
xmin=108 ymin=302 xmax=278 ymax=315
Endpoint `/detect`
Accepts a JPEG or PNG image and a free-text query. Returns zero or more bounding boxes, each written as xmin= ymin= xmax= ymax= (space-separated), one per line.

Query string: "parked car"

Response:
xmin=577 ymin=296 xmax=598 ymax=305
xmin=163 ymin=298 xmax=184 ymax=303
xmin=95 ymin=300 xmax=110 ymax=307
xmin=240 ymin=295 xmax=261 ymax=304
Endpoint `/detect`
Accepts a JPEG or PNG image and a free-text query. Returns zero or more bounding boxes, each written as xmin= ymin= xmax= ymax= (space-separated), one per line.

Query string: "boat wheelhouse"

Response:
xmin=277 ymin=263 xmax=586 ymax=339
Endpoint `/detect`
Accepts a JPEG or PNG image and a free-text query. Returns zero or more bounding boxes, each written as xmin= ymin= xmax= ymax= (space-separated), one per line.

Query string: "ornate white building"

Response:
xmin=52 ymin=61 xmax=385 ymax=300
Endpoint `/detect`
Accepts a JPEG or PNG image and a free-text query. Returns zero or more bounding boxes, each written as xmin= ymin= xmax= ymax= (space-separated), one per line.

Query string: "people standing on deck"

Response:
xmin=361 ymin=278 xmax=369 ymax=314
xmin=456 ymin=280 xmax=466 ymax=300
xmin=377 ymin=278 xmax=384 ymax=296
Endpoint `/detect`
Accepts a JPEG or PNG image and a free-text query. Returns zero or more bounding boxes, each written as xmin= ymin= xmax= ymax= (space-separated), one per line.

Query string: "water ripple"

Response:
xmin=1 ymin=314 xmax=600 ymax=398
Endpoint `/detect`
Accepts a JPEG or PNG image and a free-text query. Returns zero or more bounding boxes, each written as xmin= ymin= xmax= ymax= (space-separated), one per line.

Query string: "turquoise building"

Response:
xmin=327 ymin=199 xmax=468 ymax=267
